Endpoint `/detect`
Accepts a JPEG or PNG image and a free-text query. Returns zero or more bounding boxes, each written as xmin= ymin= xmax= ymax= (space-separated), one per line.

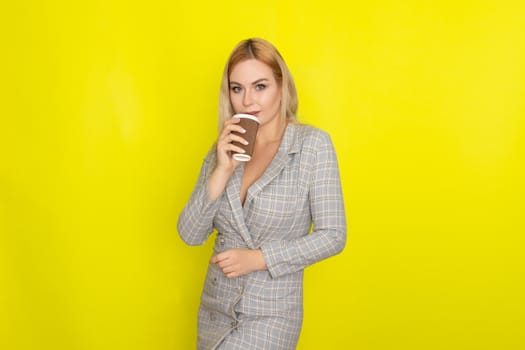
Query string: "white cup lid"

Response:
xmin=232 ymin=114 xmax=260 ymax=124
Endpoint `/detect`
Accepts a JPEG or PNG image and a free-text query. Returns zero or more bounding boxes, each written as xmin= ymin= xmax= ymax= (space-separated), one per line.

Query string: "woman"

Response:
xmin=177 ymin=38 xmax=346 ymax=350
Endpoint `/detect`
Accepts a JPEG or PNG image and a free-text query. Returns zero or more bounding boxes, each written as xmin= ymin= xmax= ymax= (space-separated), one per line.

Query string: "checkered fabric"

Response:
xmin=178 ymin=124 xmax=346 ymax=349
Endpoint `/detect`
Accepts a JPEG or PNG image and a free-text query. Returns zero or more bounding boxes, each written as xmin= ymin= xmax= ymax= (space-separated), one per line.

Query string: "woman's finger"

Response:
xmin=218 ymin=132 xmax=247 ymax=146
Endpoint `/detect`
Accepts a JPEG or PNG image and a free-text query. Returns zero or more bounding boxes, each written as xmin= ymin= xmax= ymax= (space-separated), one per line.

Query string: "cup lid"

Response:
xmin=232 ymin=114 xmax=260 ymax=124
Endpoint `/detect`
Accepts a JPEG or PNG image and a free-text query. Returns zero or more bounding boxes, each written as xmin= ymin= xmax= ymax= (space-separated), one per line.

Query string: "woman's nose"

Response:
xmin=243 ymin=88 xmax=254 ymax=106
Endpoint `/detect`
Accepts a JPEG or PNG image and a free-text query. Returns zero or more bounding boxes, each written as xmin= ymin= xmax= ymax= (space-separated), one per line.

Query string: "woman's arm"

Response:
xmin=177 ymin=153 xmax=222 ymax=246
xmin=177 ymin=118 xmax=248 ymax=245
xmin=261 ymin=130 xmax=347 ymax=278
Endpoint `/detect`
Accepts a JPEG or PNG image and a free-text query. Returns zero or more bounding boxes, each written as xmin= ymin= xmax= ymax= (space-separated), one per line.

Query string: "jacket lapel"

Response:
xmin=226 ymin=165 xmax=256 ymax=249
xmin=244 ymin=124 xmax=299 ymax=207
xmin=225 ymin=124 xmax=300 ymax=249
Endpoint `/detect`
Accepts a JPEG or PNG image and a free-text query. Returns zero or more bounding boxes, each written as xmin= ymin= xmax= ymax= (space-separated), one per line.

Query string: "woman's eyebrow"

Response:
xmin=251 ymin=78 xmax=269 ymax=85
xmin=229 ymin=78 xmax=270 ymax=86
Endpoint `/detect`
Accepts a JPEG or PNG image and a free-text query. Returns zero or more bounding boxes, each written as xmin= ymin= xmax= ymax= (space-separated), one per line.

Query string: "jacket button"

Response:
xmin=219 ymin=237 xmax=225 ymax=246
xmin=212 ymin=277 xmax=218 ymax=286
xmin=231 ymin=320 xmax=238 ymax=327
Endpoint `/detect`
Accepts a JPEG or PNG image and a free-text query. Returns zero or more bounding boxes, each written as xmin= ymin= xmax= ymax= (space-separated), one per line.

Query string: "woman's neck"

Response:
xmin=256 ymin=117 xmax=288 ymax=146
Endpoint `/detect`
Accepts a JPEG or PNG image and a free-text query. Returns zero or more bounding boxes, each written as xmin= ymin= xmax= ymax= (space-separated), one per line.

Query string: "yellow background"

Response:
xmin=1 ymin=1 xmax=524 ymax=349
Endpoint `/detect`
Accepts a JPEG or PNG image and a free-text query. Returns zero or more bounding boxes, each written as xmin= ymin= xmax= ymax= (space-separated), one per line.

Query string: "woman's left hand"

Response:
xmin=210 ymin=249 xmax=267 ymax=278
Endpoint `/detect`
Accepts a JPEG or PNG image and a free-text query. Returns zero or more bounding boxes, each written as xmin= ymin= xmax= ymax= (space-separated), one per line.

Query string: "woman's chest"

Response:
xmin=216 ymin=154 xmax=312 ymax=234
xmin=240 ymin=142 xmax=280 ymax=205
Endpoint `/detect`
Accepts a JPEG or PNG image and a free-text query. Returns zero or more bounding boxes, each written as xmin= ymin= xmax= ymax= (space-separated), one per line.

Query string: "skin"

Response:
xmin=208 ymin=59 xmax=288 ymax=279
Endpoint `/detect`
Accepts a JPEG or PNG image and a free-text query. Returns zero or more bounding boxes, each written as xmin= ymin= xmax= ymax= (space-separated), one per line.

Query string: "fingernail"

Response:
xmin=241 ymin=129 xmax=246 ymax=133
xmin=243 ymin=140 xmax=249 ymax=145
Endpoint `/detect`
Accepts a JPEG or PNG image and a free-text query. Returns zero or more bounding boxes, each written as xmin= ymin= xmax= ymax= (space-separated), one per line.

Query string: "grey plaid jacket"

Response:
xmin=178 ymin=124 xmax=346 ymax=349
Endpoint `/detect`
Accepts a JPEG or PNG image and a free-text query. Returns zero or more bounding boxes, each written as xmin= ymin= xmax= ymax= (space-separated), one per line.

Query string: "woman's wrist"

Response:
xmin=207 ymin=165 xmax=234 ymax=201
xmin=255 ymin=249 xmax=268 ymax=271
xmin=213 ymin=163 xmax=235 ymax=176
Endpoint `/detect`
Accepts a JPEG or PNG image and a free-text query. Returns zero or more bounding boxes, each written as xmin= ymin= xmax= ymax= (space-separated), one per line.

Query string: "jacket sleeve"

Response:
xmin=177 ymin=149 xmax=222 ymax=246
xmin=261 ymin=131 xmax=347 ymax=279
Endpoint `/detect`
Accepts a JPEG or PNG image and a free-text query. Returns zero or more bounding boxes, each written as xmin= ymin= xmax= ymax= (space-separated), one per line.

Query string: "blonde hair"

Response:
xmin=218 ymin=38 xmax=298 ymax=131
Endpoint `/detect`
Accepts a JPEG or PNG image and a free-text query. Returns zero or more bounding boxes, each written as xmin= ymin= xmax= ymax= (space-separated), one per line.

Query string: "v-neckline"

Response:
xmin=239 ymin=140 xmax=282 ymax=206
xmin=241 ymin=123 xmax=294 ymax=208
xmin=224 ymin=124 xmax=298 ymax=248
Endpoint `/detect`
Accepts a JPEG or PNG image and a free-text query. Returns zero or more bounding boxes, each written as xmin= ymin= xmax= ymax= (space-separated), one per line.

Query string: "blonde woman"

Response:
xmin=178 ymin=38 xmax=346 ymax=350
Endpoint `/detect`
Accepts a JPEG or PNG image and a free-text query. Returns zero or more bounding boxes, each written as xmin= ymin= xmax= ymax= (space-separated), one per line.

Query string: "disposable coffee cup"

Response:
xmin=231 ymin=114 xmax=260 ymax=161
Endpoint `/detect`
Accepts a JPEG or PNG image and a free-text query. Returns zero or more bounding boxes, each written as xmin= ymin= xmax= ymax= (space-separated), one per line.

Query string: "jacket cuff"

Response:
xmin=260 ymin=240 xmax=297 ymax=279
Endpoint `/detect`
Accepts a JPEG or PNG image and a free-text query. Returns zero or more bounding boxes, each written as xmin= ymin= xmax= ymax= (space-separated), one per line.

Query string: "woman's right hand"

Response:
xmin=215 ymin=117 xmax=248 ymax=174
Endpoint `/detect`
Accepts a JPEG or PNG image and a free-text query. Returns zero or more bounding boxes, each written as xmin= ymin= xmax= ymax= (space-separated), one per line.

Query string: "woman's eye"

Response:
xmin=231 ymin=86 xmax=242 ymax=93
xmin=255 ymin=84 xmax=266 ymax=91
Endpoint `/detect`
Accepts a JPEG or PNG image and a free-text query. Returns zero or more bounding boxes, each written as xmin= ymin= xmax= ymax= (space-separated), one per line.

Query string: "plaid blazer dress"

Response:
xmin=178 ymin=124 xmax=346 ymax=349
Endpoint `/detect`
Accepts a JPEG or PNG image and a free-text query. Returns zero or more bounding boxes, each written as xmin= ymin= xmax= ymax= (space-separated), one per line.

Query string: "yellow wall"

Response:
xmin=1 ymin=1 xmax=524 ymax=349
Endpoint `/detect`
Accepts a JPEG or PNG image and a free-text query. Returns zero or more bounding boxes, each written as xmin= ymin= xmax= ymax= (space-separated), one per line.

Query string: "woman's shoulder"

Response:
xmin=291 ymin=123 xmax=333 ymax=147
xmin=200 ymin=143 xmax=217 ymax=170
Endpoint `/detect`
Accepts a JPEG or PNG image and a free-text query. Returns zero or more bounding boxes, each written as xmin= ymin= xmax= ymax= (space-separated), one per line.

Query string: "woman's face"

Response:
xmin=229 ymin=59 xmax=282 ymax=126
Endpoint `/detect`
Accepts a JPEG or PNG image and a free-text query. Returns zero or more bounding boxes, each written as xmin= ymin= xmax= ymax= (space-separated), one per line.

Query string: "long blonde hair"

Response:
xmin=218 ymin=38 xmax=298 ymax=131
